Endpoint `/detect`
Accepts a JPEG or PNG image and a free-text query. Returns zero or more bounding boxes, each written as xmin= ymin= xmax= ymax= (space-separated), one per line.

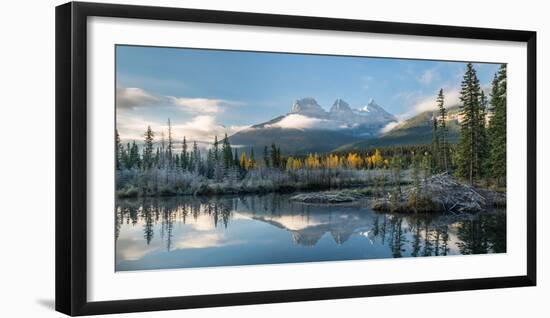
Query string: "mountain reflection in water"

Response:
xmin=115 ymin=194 xmax=506 ymax=271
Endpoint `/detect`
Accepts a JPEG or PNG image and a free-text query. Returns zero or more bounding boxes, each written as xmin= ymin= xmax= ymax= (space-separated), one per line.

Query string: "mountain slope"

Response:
xmin=230 ymin=127 xmax=363 ymax=155
xmin=334 ymin=106 xmax=461 ymax=151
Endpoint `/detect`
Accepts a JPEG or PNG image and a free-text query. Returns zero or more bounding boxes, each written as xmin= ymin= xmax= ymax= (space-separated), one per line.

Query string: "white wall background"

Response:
xmin=0 ymin=0 xmax=546 ymax=317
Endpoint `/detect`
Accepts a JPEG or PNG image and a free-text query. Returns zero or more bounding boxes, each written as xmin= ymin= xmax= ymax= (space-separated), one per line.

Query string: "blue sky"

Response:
xmin=116 ymin=45 xmax=500 ymax=143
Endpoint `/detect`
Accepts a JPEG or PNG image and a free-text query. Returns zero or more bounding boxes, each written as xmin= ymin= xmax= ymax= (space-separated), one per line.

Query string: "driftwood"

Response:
xmin=372 ymin=172 xmax=506 ymax=214
xmin=290 ymin=189 xmax=366 ymax=204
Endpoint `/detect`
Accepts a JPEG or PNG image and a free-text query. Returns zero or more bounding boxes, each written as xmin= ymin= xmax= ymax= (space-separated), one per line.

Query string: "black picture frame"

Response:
xmin=55 ymin=1 xmax=537 ymax=316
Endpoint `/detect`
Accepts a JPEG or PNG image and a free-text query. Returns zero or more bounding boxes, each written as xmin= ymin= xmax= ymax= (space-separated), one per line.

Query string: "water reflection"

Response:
xmin=115 ymin=194 xmax=506 ymax=271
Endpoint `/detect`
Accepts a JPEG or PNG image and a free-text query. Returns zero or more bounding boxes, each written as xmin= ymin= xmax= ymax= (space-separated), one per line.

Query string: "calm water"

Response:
xmin=115 ymin=194 xmax=506 ymax=271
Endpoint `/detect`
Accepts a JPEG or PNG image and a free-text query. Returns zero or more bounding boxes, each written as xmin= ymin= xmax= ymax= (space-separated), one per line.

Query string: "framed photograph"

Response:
xmin=55 ymin=1 xmax=536 ymax=316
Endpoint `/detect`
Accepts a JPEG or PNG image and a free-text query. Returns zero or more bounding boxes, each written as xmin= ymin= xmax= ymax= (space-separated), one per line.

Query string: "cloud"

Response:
xmin=116 ymin=87 xmax=160 ymax=110
xmin=116 ymin=113 xmax=249 ymax=146
xmin=379 ymin=121 xmax=400 ymax=134
xmin=417 ymin=69 xmax=437 ymax=85
xmin=168 ymin=97 xmax=240 ymax=114
xmin=395 ymin=88 xmax=461 ymax=121
xmin=413 ymin=89 xmax=460 ymax=114
xmin=264 ymin=114 xmax=343 ymax=130
xmin=116 ymin=86 xmax=242 ymax=114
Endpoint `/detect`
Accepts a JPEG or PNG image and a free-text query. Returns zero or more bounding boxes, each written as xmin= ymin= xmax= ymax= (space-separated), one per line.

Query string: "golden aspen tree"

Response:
xmin=240 ymin=152 xmax=249 ymax=170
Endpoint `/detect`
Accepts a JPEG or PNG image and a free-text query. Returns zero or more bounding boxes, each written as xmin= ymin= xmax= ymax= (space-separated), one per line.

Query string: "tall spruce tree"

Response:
xmin=431 ymin=115 xmax=440 ymax=173
xmin=263 ymin=145 xmax=270 ymax=168
xmin=115 ymin=129 xmax=121 ymax=170
xmin=143 ymin=126 xmax=154 ymax=169
xmin=270 ymin=143 xmax=279 ymax=168
xmin=181 ymin=137 xmax=188 ymax=170
xmin=213 ymin=135 xmax=219 ymax=161
xmin=159 ymin=132 xmax=166 ymax=169
xmin=436 ymin=89 xmax=449 ymax=172
xmin=457 ymin=63 xmax=483 ymax=184
xmin=249 ymin=148 xmax=255 ymax=169
xmin=206 ymin=149 xmax=214 ymax=178
xmin=129 ymin=141 xmax=140 ymax=169
xmin=478 ymin=90 xmax=489 ymax=178
xmin=233 ymin=148 xmax=239 ymax=167
xmin=221 ymin=133 xmax=232 ymax=168
xmin=192 ymin=141 xmax=200 ymax=173
xmin=123 ymin=142 xmax=131 ymax=169
xmin=166 ymin=119 xmax=173 ymax=168
xmin=488 ymin=64 xmax=507 ymax=185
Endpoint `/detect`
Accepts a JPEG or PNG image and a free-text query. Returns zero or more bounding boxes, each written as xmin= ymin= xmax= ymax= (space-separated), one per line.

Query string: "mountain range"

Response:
xmin=229 ymin=97 xmax=397 ymax=154
xmin=229 ymin=97 xmax=458 ymax=154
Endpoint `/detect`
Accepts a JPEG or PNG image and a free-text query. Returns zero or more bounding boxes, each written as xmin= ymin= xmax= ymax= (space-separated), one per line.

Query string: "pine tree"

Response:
xmin=129 ymin=141 xmax=140 ymax=169
xmin=233 ymin=148 xmax=239 ymax=167
xmin=206 ymin=148 xmax=214 ymax=178
xmin=166 ymin=119 xmax=173 ymax=168
xmin=390 ymin=155 xmax=402 ymax=212
xmin=143 ymin=126 xmax=154 ymax=169
xmin=249 ymin=148 xmax=255 ymax=169
xmin=431 ymin=115 xmax=439 ymax=172
xmin=263 ymin=145 xmax=270 ymax=168
xmin=478 ymin=90 xmax=489 ymax=178
xmin=213 ymin=135 xmax=219 ymax=161
xmin=221 ymin=133 xmax=232 ymax=168
xmin=270 ymin=143 xmax=279 ymax=168
xmin=154 ymin=147 xmax=160 ymax=167
xmin=115 ymin=129 xmax=122 ymax=170
xmin=123 ymin=142 xmax=131 ymax=169
xmin=457 ymin=63 xmax=483 ymax=184
xmin=488 ymin=64 xmax=507 ymax=186
xmin=181 ymin=137 xmax=188 ymax=170
xmin=192 ymin=141 xmax=200 ymax=173
xmin=436 ymin=89 xmax=449 ymax=172
xmin=159 ymin=132 xmax=166 ymax=169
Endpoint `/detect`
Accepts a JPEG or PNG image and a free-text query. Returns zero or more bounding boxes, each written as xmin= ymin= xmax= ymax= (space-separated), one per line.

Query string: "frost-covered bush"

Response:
xmin=115 ymin=166 xmax=404 ymax=198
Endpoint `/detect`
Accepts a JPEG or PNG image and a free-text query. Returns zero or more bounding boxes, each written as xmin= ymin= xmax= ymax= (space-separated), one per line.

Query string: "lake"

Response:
xmin=115 ymin=194 xmax=506 ymax=271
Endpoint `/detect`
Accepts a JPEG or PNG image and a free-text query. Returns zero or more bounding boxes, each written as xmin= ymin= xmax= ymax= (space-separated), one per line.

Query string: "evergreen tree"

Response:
xmin=457 ymin=63 xmax=483 ymax=184
xmin=181 ymin=137 xmax=188 ymax=170
xmin=488 ymin=64 xmax=507 ymax=185
xmin=143 ymin=126 xmax=154 ymax=169
xmin=263 ymin=145 xmax=270 ymax=168
xmin=175 ymin=154 xmax=180 ymax=168
xmin=270 ymin=143 xmax=280 ymax=168
xmin=115 ymin=129 xmax=122 ymax=170
xmin=431 ymin=115 xmax=439 ymax=173
xmin=478 ymin=90 xmax=489 ymax=178
xmin=192 ymin=141 xmax=200 ymax=173
xmin=122 ymin=142 xmax=131 ymax=169
xmin=436 ymin=89 xmax=449 ymax=171
xmin=154 ymin=147 xmax=160 ymax=167
xmin=129 ymin=141 xmax=141 ymax=169
xmin=206 ymin=148 xmax=214 ymax=178
xmin=213 ymin=135 xmax=219 ymax=161
xmin=221 ymin=133 xmax=233 ymax=168
xmin=390 ymin=155 xmax=402 ymax=212
xmin=233 ymin=148 xmax=239 ymax=167
xmin=249 ymin=148 xmax=255 ymax=169
xmin=159 ymin=132 xmax=166 ymax=169
xmin=166 ymin=119 xmax=173 ymax=168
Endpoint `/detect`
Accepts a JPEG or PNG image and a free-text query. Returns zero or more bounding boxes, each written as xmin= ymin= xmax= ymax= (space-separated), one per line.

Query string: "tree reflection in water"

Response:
xmin=115 ymin=194 xmax=506 ymax=262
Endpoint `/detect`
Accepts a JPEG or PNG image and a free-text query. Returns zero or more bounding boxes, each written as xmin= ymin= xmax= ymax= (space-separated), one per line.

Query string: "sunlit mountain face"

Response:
xmin=115 ymin=194 xmax=506 ymax=271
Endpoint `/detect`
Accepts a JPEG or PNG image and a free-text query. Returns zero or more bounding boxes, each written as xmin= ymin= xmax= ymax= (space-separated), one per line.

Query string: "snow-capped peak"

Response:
xmin=330 ymin=98 xmax=352 ymax=113
xmin=290 ymin=97 xmax=327 ymax=118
